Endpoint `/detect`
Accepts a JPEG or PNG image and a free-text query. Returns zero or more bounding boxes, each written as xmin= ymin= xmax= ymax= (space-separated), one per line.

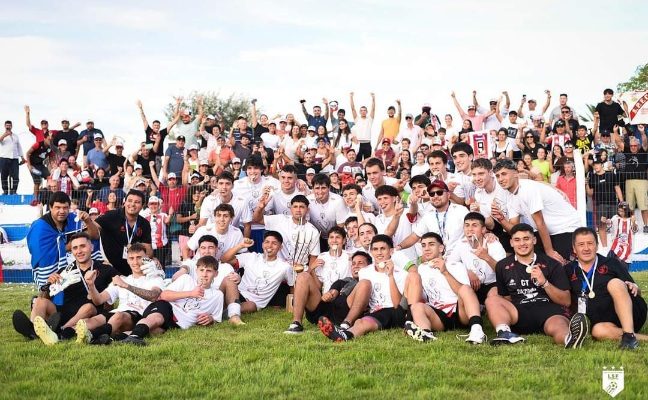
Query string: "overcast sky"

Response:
xmin=2 ymin=0 xmax=647 ymax=145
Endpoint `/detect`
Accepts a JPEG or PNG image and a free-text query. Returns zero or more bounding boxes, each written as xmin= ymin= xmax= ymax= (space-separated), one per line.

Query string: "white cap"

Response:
xmin=58 ymin=139 xmax=67 ymax=145
xmin=148 ymin=195 xmax=161 ymax=204
xmin=80 ymin=170 xmax=91 ymax=178
xmin=133 ymin=163 xmax=142 ymax=170
xmin=189 ymin=144 xmax=199 ymax=151
xmin=115 ymin=140 xmax=124 ymax=147
xmin=167 ymin=172 xmax=177 ymax=179
xmin=232 ymin=157 xmax=241 ymax=163
xmin=306 ymin=168 xmax=316 ymax=175
xmin=207 ymin=114 xmax=215 ymax=120
xmin=88 ymin=207 xmax=99 ymax=214
xmin=199 ymin=159 xmax=209 ymax=166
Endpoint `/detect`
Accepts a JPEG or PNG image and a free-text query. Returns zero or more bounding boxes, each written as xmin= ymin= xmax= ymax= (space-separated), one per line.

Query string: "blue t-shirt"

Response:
xmin=86 ymin=148 xmax=108 ymax=169
xmin=165 ymin=145 xmax=185 ymax=174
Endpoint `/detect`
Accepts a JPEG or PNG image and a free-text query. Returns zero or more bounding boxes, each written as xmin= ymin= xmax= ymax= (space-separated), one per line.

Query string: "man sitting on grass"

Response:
xmin=402 ymin=232 xmax=487 ymax=344
xmin=568 ymin=227 xmax=647 ymax=350
xmin=174 ymin=235 xmax=245 ymax=325
xmin=221 ymin=231 xmax=295 ymax=314
xmin=318 ymin=235 xmax=407 ymax=342
xmin=12 ymin=233 xmax=118 ymax=345
xmin=485 ymin=223 xmax=586 ymax=348
xmin=121 ymin=255 xmax=224 ymax=346
xmin=75 ymin=243 xmax=164 ymax=345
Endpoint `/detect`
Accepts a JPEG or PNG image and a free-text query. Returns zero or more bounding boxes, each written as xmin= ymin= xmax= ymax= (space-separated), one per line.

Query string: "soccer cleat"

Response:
xmin=404 ymin=321 xmax=424 ymax=342
xmin=490 ymin=330 xmax=525 ymax=346
xmin=284 ymin=321 xmax=304 ymax=334
xmin=619 ymin=333 xmax=639 ymax=350
xmin=75 ymin=319 xmax=92 ymax=344
xmin=12 ymin=310 xmax=36 ymax=340
xmin=121 ymin=335 xmax=147 ymax=346
xmin=90 ymin=334 xmax=113 ymax=346
xmin=564 ymin=313 xmax=588 ymax=349
xmin=33 ymin=316 xmax=59 ymax=346
xmin=340 ymin=321 xmax=351 ymax=330
xmin=465 ymin=329 xmax=487 ymax=345
xmin=318 ymin=316 xmax=348 ymax=342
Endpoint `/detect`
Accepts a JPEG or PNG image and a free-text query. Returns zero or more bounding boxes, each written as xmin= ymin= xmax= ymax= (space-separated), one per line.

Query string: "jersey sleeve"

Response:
xmin=264 ymin=214 xmax=282 ymax=230
xmin=495 ymin=260 xmax=510 ymax=296
xmin=412 ymin=214 xmax=431 ymax=237
xmin=105 ymin=285 xmax=120 ymax=305
xmin=546 ymin=260 xmax=570 ymax=290
xmin=235 ymin=253 xmax=255 ymax=270
xmin=447 ymin=261 xmax=470 ymax=285
xmin=186 ymin=227 xmax=203 ymax=251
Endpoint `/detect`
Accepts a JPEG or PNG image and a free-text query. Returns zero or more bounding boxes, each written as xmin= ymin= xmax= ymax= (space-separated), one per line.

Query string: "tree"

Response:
xmin=617 ymin=63 xmax=648 ymax=92
xmin=163 ymin=91 xmax=255 ymax=130
xmin=579 ymin=104 xmax=597 ymax=123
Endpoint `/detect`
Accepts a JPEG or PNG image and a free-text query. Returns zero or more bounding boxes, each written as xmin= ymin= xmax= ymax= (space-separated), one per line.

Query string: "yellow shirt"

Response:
xmin=381 ymin=117 xmax=401 ymax=140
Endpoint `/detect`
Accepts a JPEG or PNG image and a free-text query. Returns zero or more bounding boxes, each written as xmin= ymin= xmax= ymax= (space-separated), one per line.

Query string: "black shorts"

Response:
xmin=513 ymin=301 xmax=567 ymax=334
xmin=142 ymin=301 xmax=179 ymax=331
xmin=238 ymin=293 xmax=248 ymax=303
xmin=534 ymin=231 xmax=574 ymax=262
xmin=56 ymin=298 xmax=93 ymax=326
xmin=476 ymin=283 xmax=497 ymax=305
xmin=365 ymin=307 xmax=406 ymax=330
xmin=432 ymin=305 xmax=464 ymax=331
xmin=588 ymin=295 xmax=647 ymax=331
xmin=101 ymin=309 xmax=143 ymax=325
xmin=305 ymin=296 xmax=351 ymax=325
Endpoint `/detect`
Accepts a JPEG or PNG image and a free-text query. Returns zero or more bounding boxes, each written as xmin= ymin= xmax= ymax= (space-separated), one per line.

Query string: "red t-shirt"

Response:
xmin=30 ymin=125 xmax=58 ymax=143
xmin=158 ymin=183 xmax=187 ymax=214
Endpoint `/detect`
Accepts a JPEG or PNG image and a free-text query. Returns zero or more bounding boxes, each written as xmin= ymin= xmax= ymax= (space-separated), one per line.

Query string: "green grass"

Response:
xmin=2 ymin=274 xmax=648 ymax=400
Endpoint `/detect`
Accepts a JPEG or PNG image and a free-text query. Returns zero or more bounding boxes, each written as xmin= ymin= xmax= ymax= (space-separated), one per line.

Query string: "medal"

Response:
xmin=378 ymin=262 xmax=386 ymax=271
xmin=526 ymin=266 xmax=533 ymax=274
xmin=588 ymin=291 xmax=595 ymax=299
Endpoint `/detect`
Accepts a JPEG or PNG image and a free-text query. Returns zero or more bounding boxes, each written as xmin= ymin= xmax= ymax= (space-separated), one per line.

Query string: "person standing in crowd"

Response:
xmin=52 ymin=118 xmax=81 ymax=156
xmin=171 ymin=96 xmax=204 ymax=148
xmin=586 ymin=158 xmax=623 ymax=247
xmin=25 ymin=131 xmax=54 ymax=198
xmin=24 ymin=105 xmax=58 ymax=143
xmin=349 ymin=92 xmax=375 ymax=161
xmin=613 ymin=128 xmax=648 ymax=233
xmin=137 ymin=98 xmax=180 ymax=160
xmin=143 ymin=195 xmax=172 ymax=268
xmin=595 ymin=89 xmax=626 ymax=133
xmin=301 ymin=98 xmax=329 ymax=131
xmin=77 ymin=119 xmax=104 ymax=158
xmin=375 ymin=100 xmax=401 ymax=148
xmin=0 ymin=120 xmax=24 ymax=194
xmin=85 ymin=133 xmax=108 ymax=170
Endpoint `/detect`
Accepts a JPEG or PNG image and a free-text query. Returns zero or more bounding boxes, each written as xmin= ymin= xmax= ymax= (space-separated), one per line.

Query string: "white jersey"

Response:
xmin=417 ymin=260 xmax=469 ymax=316
xmin=265 ymin=214 xmax=321 ymax=262
xmin=236 ymin=253 xmax=295 ymax=309
xmin=358 ymin=264 xmax=407 ymax=313
xmin=200 ymin=193 xmax=251 ymax=229
xmin=306 ymin=192 xmax=347 ymax=235
xmin=315 ymin=251 xmax=353 ymax=293
xmin=412 ymin=203 xmax=468 ymax=258
xmin=233 ymin=176 xmax=280 ymax=230
xmin=362 ymin=176 xmax=399 ymax=211
xmin=367 ymin=212 xmax=418 ymax=261
xmin=180 ymin=259 xmax=235 ymax=289
xmin=473 ymin=182 xmax=518 ymax=221
xmin=446 ymin=239 xmax=506 ymax=285
xmin=265 ymin=189 xmax=306 ymax=217
xmin=448 ymin=170 xmax=476 ymax=200
xmin=186 ymin=224 xmax=245 ymax=260
xmin=105 ymin=274 xmax=164 ymax=314
xmin=165 ymin=274 xmax=224 ymax=329
xmin=509 ymin=179 xmax=580 ymax=235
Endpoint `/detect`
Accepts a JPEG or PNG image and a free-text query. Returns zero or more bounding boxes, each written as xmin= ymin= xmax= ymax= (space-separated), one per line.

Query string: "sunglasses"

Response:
xmin=565 ymin=145 xmax=573 ymax=148
xmin=429 ymin=190 xmax=446 ymax=197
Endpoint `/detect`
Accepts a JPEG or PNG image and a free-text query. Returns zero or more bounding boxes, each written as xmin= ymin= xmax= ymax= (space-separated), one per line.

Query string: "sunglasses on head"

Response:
xmin=429 ymin=190 xmax=446 ymax=197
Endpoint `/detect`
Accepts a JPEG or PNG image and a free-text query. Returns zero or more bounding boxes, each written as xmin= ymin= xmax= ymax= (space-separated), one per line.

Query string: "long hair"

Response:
xmin=334 ymin=119 xmax=352 ymax=148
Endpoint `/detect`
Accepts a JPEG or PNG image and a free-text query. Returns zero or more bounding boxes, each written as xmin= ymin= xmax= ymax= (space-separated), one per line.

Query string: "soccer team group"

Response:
xmin=9 ymin=95 xmax=647 ymax=351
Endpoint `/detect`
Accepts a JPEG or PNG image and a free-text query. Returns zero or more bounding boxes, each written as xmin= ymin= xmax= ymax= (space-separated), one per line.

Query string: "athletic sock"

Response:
xmin=495 ymin=324 xmax=511 ymax=333
xmin=342 ymin=330 xmax=354 ymax=340
xmin=468 ymin=316 xmax=483 ymax=328
xmin=227 ymin=303 xmax=242 ymax=318
xmin=60 ymin=327 xmax=75 ymax=340
xmin=90 ymin=323 xmax=113 ymax=338
xmin=130 ymin=324 xmax=150 ymax=339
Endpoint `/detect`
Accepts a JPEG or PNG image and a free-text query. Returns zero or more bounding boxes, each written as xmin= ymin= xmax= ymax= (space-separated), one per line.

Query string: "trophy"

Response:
xmin=291 ymin=223 xmax=316 ymax=273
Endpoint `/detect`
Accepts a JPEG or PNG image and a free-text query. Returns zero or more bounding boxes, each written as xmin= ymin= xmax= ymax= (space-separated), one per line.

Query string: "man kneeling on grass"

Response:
xmin=12 ymin=233 xmax=118 ymax=345
xmin=74 ymin=243 xmax=164 ymax=345
xmin=485 ymin=223 xmax=586 ymax=348
xmin=318 ymin=234 xmax=407 ymax=342
xmin=221 ymin=231 xmax=295 ymax=314
xmin=174 ymin=234 xmax=245 ymax=325
xmin=402 ymin=232 xmax=487 ymax=344
xmin=121 ymin=256 xmax=224 ymax=346
xmin=568 ymin=227 xmax=647 ymax=350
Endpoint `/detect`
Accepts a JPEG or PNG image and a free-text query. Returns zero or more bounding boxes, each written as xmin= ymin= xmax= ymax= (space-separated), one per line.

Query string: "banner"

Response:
xmin=469 ymin=130 xmax=491 ymax=159
xmin=620 ymin=91 xmax=648 ymax=124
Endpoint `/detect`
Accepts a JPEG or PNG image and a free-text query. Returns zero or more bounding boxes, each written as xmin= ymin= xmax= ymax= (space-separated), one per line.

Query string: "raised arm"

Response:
xmin=323 ymin=97 xmax=330 ymax=122
xmin=150 ymin=160 xmax=161 ymax=188
xmin=502 ymin=91 xmax=510 ymax=110
xmin=136 ymin=99 xmax=149 ymax=130
xmin=194 ymin=95 xmax=205 ymax=123
xmin=395 ymin=99 xmax=402 ymax=123
xmin=301 ymin=100 xmax=310 ymax=120
xmin=472 ymin=90 xmax=479 ymax=108
xmin=517 ymin=96 xmax=526 ymax=118
xmin=451 ymin=91 xmax=467 ymax=119
xmin=251 ymin=99 xmax=258 ymax=128
xmin=542 ymin=90 xmax=551 ymax=114
xmin=24 ymin=105 xmax=32 ymax=129
xmin=350 ymin=92 xmax=358 ymax=120
xmin=369 ymin=92 xmax=376 ymax=119
xmin=166 ymin=97 xmax=182 ymax=132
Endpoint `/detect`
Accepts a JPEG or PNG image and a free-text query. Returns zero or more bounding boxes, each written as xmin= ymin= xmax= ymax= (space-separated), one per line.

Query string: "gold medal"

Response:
xmin=526 ymin=266 xmax=533 ymax=274
xmin=588 ymin=291 xmax=595 ymax=299
xmin=378 ymin=262 xmax=386 ymax=271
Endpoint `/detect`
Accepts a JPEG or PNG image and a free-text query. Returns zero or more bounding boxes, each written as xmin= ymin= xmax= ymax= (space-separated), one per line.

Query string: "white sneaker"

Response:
xmin=75 ymin=319 xmax=92 ymax=344
xmin=465 ymin=328 xmax=487 ymax=345
xmin=33 ymin=316 xmax=59 ymax=346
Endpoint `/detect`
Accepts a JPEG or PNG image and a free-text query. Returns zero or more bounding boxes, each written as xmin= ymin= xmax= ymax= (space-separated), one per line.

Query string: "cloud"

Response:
xmin=82 ymin=5 xmax=171 ymax=31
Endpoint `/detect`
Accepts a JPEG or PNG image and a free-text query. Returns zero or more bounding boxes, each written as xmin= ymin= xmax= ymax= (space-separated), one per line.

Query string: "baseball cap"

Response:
xmin=268 ymin=121 xmax=276 ymax=126
xmin=199 ymin=159 xmax=209 ymax=166
xmin=189 ymin=144 xmax=199 ymax=151
xmin=88 ymin=207 xmax=99 ymax=215
xmin=144 ymin=143 xmax=154 ymax=150
xmin=134 ymin=179 xmax=147 ymax=186
xmin=115 ymin=140 xmax=124 ymax=148
xmin=427 ymin=180 xmax=449 ymax=194
xmin=94 ymin=133 xmax=103 ymax=140
xmin=61 ymin=118 xmax=69 ymax=123
xmin=382 ymin=138 xmax=391 ymax=145
xmin=232 ymin=157 xmax=241 ymax=163
xmin=308 ymin=126 xmax=316 ymax=132
xmin=58 ymin=139 xmax=67 ymax=145
xmin=167 ymin=172 xmax=177 ymax=179
xmin=176 ymin=135 xmax=186 ymax=141
xmin=432 ymin=137 xmax=442 ymax=145
xmin=467 ymin=105 xmax=476 ymax=110
xmin=148 ymin=195 xmax=160 ymax=204
xmin=134 ymin=163 xmax=142 ymax=170
xmin=306 ymin=168 xmax=316 ymax=175
xmin=190 ymin=172 xmax=202 ymax=180
xmin=405 ymin=113 xmax=413 ymax=119
xmin=181 ymin=109 xmax=192 ymax=116
xmin=86 ymin=119 xmax=94 ymax=123
xmin=80 ymin=170 xmax=91 ymax=179
xmin=207 ymin=114 xmax=215 ymax=120
xmin=555 ymin=120 xmax=565 ymax=127
xmin=528 ymin=99 xmax=537 ymax=103
xmin=279 ymin=117 xmax=287 ymax=123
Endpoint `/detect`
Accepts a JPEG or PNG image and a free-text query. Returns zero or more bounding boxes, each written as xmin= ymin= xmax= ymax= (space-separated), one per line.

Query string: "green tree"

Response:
xmin=579 ymin=103 xmax=597 ymax=123
xmin=617 ymin=63 xmax=648 ymax=92
xmin=163 ymin=91 xmax=255 ymax=130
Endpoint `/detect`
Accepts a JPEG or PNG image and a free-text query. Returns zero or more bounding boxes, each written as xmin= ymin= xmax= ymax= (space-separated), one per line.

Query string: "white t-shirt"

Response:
xmin=352 ymin=117 xmax=374 ymax=142
xmin=200 ymin=193 xmax=251 ymax=228
xmin=412 ymin=203 xmax=468 ymax=258
xmin=234 ymin=176 xmax=280 ymax=230
xmin=411 ymin=163 xmax=429 ymax=177
xmin=315 ymin=251 xmax=353 ymax=292
xmin=165 ymin=274 xmax=224 ymax=329
xmin=105 ymin=274 xmax=164 ymax=314
xmin=237 ymin=253 xmax=295 ymax=309
xmin=473 ymin=182 xmax=518 ymax=221
xmin=448 ymin=170 xmax=476 ymax=200
xmin=445 ymin=239 xmax=506 ymax=285
xmin=265 ymin=214 xmax=321 ymax=262
xmin=362 ymin=176 xmax=399 ymax=211
xmin=307 ymin=193 xmax=347 ymax=235
xmin=187 ymin=224 xmax=245 ymax=260
xmin=366 ymin=212 xmax=418 ymax=261
xmin=396 ymin=125 xmax=423 ymax=150
xmin=417 ymin=260 xmax=469 ymax=315
xmin=500 ymin=120 xmax=521 ymax=151
xmin=265 ymin=189 xmax=306 ymax=217
xmin=508 ymin=179 xmax=580 ymax=235
xmin=260 ymin=132 xmax=281 ymax=150
xmin=172 ymin=119 xmax=201 ymax=147
xmin=358 ymin=264 xmax=407 ymax=313
xmin=180 ymin=259 xmax=235 ymax=289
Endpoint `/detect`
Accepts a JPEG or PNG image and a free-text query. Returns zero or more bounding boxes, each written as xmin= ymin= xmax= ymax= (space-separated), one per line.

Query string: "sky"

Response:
xmin=1 ymin=0 xmax=647 ymax=165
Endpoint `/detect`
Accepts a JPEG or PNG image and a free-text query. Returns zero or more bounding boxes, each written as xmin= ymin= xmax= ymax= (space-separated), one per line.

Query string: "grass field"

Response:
xmin=1 ymin=275 xmax=648 ymax=400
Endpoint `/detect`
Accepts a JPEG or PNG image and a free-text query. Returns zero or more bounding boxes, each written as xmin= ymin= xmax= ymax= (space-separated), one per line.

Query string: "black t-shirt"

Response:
xmin=91 ymin=178 xmax=110 ymax=191
xmin=57 ymin=261 xmax=118 ymax=305
xmin=145 ymin=126 xmax=167 ymax=157
xmin=232 ymin=143 xmax=252 ymax=161
xmin=566 ymin=255 xmax=645 ymax=317
xmin=330 ymin=277 xmax=358 ymax=297
xmin=106 ymin=153 xmax=126 ymax=177
xmin=135 ymin=153 xmax=155 ymax=178
xmin=595 ymin=102 xmax=624 ymax=132
xmin=52 ymin=130 xmax=79 ymax=155
xmin=29 ymin=141 xmax=53 ymax=166
xmin=588 ymin=171 xmax=619 ymax=205
xmin=620 ymin=151 xmax=648 ymax=180
xmin=496 ymin=253 xmax=570 ymax=306
xmin=253 ymin=124 xmax=269 ymax=139
xmin=96 ymin=208 xmax=152 ymax=275
xmin=294 ymin=163 xmax=322 ymax=180
xmin=178 ymin=201 xmax=199 ymax=236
